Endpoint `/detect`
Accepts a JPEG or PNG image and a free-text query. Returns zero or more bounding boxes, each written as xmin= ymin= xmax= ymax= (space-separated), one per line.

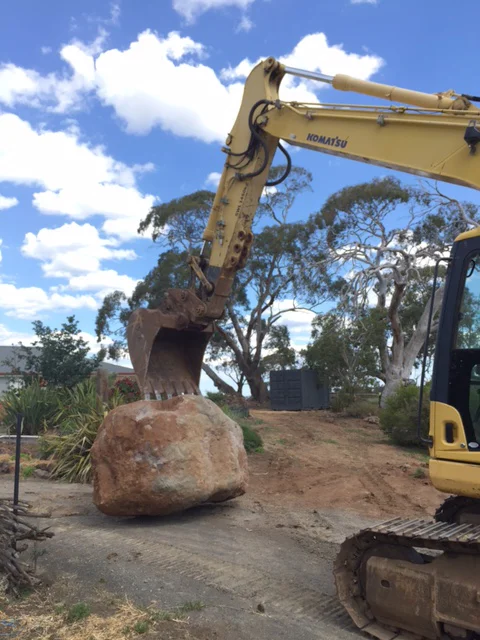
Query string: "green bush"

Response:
xmin=205 ymin=391 xmax=226 ymax=406
xmin=343 ymin=400 xmax=379 ymax=419
xmin=1 ymin=379 xmax=59 ymax=435
xmin=330 ymin=389 xmax=355 ymax=413
xmin=41 ymin=379 xmax=125 ymax=483
xmin=221 ymin=405 xmax=263 ymax=453
xmin=380 ymin=383 xmax=430 ymax=446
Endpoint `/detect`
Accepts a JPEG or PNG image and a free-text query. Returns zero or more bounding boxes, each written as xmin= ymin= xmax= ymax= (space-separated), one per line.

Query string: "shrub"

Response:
xmin=380 ymin=383 xmax=430 ymax=446
xmin=41 ymin=379 xmax=125 ymax=483
xmin=330 ymin=389 xmax=355 ymax=413
xmin=205 ymin=391 xmax=226 ymax=406
xmin=222 ymin=406 xmax=263 ymax=453
xmin=1 ymin=380 xmax=59 ymax=435
xmin=343 ymin=400 xmax=379 ymax=419
xmin=113 ymin=377 xmax=141 ymax=404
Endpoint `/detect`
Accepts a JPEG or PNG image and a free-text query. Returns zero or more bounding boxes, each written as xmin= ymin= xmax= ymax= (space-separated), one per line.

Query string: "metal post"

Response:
xmin=13 ymin=413 xmax=22 ymax=515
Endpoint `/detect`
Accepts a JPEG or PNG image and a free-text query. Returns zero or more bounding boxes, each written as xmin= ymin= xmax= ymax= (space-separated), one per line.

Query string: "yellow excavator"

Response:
xmin=127 ymin=58 xmax=480 ymax=639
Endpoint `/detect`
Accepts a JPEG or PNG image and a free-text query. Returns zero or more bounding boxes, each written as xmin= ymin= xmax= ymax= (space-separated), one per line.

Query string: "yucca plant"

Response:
xmin=42 ymin=378 xmax=125 ymax=483
xmin=1 ymin=379 xmax=59 ymax=435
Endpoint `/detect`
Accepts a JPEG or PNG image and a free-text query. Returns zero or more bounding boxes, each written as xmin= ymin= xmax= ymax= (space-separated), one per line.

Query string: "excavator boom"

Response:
xmin=127 ymin=56 xmax=480 ymax=398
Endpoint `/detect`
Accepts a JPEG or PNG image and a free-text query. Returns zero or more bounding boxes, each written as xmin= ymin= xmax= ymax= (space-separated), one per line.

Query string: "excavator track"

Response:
xmin=435 ymin=495 xmax=480 ymax=524
xmin=334 ymin=517 xmax=480 ymax=640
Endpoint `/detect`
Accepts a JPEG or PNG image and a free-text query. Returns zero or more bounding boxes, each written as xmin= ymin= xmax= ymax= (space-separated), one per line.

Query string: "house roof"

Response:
xmin=0 ymin=345 xmax=134 ymax=375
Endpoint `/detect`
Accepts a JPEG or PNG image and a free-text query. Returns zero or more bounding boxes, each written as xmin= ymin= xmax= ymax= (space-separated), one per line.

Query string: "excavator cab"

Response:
xmin=429 ymin=229 xmax=480 ymax=502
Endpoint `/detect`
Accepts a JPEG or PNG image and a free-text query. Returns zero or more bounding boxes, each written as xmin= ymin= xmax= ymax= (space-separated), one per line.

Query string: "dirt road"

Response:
xmin=2 ymin=410 xmax=445 ymax=639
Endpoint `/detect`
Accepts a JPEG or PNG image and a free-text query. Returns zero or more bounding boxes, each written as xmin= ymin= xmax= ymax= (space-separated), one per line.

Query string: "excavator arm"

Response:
xmin=127 ymin=56 xmax=480 ymax=399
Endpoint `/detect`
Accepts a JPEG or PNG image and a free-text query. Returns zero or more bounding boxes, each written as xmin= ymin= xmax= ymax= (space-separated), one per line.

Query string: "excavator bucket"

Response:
xmin=127 ymin=308 xmax=213 ymax=399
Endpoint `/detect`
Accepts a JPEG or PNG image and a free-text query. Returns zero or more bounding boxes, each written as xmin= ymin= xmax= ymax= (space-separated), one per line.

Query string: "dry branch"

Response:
xmin=0 ymin=498 xmax=53 ymax=593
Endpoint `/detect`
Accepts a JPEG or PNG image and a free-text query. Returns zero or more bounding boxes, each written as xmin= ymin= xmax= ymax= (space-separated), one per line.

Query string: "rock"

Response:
xmin=33 ymin=469 xmax=50 ymax=479
xmin=91 ymin=395 xmax=248 ymax=517
xmin=0 ymin=461 xmax=12 ymax=474
xmin=364 ymin=415 xmax=380 ymax=425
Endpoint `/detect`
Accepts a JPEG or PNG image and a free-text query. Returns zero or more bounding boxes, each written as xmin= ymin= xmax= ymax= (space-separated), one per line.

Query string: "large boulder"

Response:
xmin=91 ymin=395 xmax=248 ymax=517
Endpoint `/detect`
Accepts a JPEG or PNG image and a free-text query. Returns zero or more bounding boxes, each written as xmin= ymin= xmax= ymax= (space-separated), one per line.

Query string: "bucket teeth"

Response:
xmin=127 ymin=308 xmax=213 ymax=401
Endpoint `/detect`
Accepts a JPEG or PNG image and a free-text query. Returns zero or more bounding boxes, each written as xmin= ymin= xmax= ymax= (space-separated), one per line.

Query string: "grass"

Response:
xmin=277 ymin=438 xmax=288 ymax=445
xmin=151 ymin=601 xmax=205 ymax=622
xmin=221 ymin=406 xmax=264 ymax=453
xmin=132 ymin=620 xmax=149 ymax=634
xmin=323 ymin=438 xmax=339 ymax=445
xmin=413 ymin=467 xmax=427 ymax=479
xmin=22 ymin=465 xmax=35 ymax=479
xmin=66 ymin=602 xmax=91 ymax=623
xmin=2 ymin=588 xmax=206 ymax=640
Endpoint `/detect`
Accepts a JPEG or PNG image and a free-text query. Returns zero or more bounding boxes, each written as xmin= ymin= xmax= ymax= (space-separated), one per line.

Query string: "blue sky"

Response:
xmin=0 ymin=0 xmax=478 ymax=384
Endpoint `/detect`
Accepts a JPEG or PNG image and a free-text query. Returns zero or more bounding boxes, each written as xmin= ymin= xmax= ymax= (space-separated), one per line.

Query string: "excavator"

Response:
xmin=127 ymin=57 xmax=480 ymax=639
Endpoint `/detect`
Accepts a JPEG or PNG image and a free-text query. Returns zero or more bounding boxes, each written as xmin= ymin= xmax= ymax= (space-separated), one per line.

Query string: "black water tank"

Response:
xmin=269 ymin=369 xmax=330 ymax=411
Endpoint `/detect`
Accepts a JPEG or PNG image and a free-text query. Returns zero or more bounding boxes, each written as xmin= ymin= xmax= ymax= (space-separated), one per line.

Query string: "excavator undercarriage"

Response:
xmin=335 ymin=517 xmax=480 ymax=640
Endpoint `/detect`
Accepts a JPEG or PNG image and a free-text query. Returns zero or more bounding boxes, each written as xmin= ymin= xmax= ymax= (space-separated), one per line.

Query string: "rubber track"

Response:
xmin=334 ymin=516 xmax=480 ymax=640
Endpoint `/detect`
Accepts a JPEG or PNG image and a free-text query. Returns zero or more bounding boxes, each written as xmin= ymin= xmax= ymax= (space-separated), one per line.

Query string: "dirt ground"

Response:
xmin=247 ymin=409 xmax=444 ymax=519
xmin=0 ymin=410 xmax=447 ymax=640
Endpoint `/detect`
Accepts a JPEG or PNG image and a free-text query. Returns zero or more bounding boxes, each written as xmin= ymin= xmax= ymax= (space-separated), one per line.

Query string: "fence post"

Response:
xmin=13 ymin=413 xmax=23 ymax=516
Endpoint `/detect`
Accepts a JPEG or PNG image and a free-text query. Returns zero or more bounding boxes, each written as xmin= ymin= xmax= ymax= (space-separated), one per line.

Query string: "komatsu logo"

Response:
xmin=306 ymin=133 xmax=348 ymax=149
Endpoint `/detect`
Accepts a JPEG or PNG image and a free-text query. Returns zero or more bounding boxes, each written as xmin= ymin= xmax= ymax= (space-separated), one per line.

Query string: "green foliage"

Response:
xmin=343 ymin=400 xmax=379 ymax=419
xmin=22 ymin=465 xmax=35 ymax=479
xmin=380 ymin=383 xmax=430 ymax=446
xmin=221 ymin=405 xmax=263 ymax=453
xmin=11 ymin=316 xmax=104 ymax=389
xmin=261 ymin=325 xmax=297 ymax=372
xmin=304 ymin=309 xmax=384 ymax=394
xmin=240 ymin=424 xmax=264 ymax=453
xmin=65 ymin=602 xmax=91 ymax=623
xmin=42 ymin=379 xmax=124 ymax=483
xmin=205 ymin=391 xmax=226 ymax=406
xmin=1 ymin=379 xmax=58 ymax=435
xmin=133 ymin=620 xmax=149 ymax=634
xmin=138 ymin=190 xmax=213 ymax=246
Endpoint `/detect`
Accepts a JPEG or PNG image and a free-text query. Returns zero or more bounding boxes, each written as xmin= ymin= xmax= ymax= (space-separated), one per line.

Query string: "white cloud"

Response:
xmin=0 ymin=324 xmax=36 ymax=346
xmin=0 ymin=113 xmax=155 ymax=239
xmin=221 ymin=32 xmax=383 ymax=86
xmin=41 ymin=46 xmax=52 ymax=55
xmin=205 ymin=171 xmax=221 ymax=188
xmin=0 ymin=284 xmax=97 ymax=319
xmin=351 ymin=0 xmax=378 ymax=4
xmin=172 ymin=0 xmax=254 ymax=22
xmin=94 ymin=30 xmax=240 ymax=142
xmin=236 ymin=15 xmax=254 ymax=32
xmin=66 ymin=270 xmax=139 ymax=297
xmin=22 ymin=222 xmax=136 ymax=278
xmin=0 ymin=30 xmax=383 ymax=147
xmin=95 ymin=31 xmax=382 ymax=142
xmin=0 ymin=195 xmax=18 ymax=210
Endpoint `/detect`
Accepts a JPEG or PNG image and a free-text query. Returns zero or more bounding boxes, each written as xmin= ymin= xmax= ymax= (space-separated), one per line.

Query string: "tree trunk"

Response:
xmin=380 ymin=375 xmax=404 ymax=407
xmin=201 ymin=363 xmax=237 ymax=395
xmin=246 ymin=369 xmax=270 ymax=404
